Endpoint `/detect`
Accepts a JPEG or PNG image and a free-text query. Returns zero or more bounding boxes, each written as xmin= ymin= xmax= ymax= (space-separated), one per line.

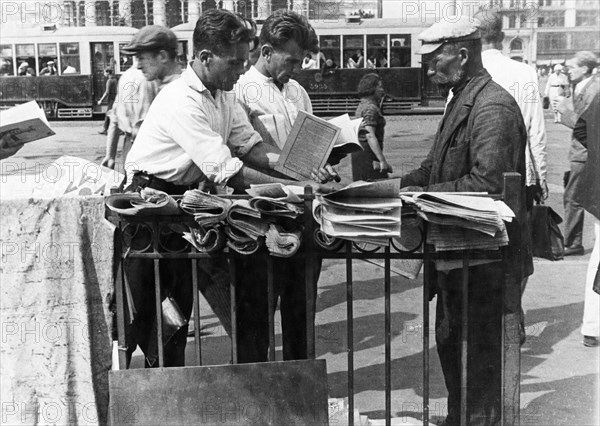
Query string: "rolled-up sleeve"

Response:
xmin=167 ymin=99 xmax=243 ymax=185
xmin=228 ymin=102 xmax=262 ymax=158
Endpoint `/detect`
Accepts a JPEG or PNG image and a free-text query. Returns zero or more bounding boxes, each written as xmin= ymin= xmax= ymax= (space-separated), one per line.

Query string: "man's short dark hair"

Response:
xmin=575 ymin=51 xmax=599 ymax=74
xmin=193 ymin=9 xmax=255 ymax=56
xmin=357 ymin=73 xmax=381 ymax=97
xmin=259 ymin=9 xmax=312 ymax=52
xmin=105 ymin=67 xmax=113 ymax=74
xmin=475 ymin=8 xmax=504 ymax=46
xmin=447 ymin=39 xmax=482 ymax=58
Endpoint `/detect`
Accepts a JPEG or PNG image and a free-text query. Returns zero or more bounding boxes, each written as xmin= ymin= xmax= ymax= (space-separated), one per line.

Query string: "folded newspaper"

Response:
xmin=401 ymin=192 xmax=515 ymax=270
xmin=105 ymin=187 xmax=180 ymax=215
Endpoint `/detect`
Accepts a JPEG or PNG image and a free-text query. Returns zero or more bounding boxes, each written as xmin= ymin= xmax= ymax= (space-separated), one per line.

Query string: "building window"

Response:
xmin=576 ymin=10 xmax=600 ymax=27
xmin=131 ymin=0 xmax=148 ymax=28
xmin=538 ymin=11 xmax=565 ymax=27
xmin=16 ymin=44 xmax=36 ymax=76
xmin=537 ymin=32 xmax=567 ymax=52
xmin=95 ymin=1 xmax=110 ymax=26
xmin=576 ymin=0 xmax=598 ymax=6
xmin=165 ymin=0 xmax=183 ymax=28
xmin=1 ymin=45 xmax=14 ymax=76
xmin=319 ymin=35 xmax=340 ymax=69
xmin=60 ymin=43 xmax=80 ymax=74
xmin=510 ymin=38 xmax=523 ymax=51
xmin=38 ymin=43 xmax=58 ymax=75
xmin=62 ymin=1 xmax=76 ymax=26
xmin=572 ymin=32 xmax=600 ymax=50
xmin=390 ymin=34 xmax=411 ymax=67
xmin=509 ymin=14 xmax=516 ymax=28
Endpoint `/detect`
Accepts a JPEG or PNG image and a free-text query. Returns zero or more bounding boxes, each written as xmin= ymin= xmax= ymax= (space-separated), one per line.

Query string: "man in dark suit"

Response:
xmin=401 ymin=16 xmax=532 ymax=426
xmin=558 ymin=51 xmax=599 ymax=256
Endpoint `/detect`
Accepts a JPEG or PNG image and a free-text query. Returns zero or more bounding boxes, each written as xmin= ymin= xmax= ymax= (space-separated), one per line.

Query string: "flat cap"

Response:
xmin=122 ymin=25 xmax=178 ymax=54
xmin=417 ymin=16 xmax=481 ymax=55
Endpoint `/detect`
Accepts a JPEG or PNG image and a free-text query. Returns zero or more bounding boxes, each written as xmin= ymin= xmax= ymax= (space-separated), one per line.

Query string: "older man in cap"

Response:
xmin=401 ymin=16 xmax=532 ymax=425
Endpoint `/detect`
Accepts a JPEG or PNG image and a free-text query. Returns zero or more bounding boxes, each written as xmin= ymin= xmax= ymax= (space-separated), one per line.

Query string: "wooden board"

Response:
xmin=109 ymin=360 xmax=329 ymax=426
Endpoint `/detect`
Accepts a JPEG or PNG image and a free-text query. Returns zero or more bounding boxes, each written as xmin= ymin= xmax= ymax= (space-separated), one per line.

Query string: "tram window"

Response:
xmin=343 ymin=35 xmax=364 ymax=68
xmin=60 ymin=43 xmax=80 ymax=74
xmin=319 ymin=35 xmax=340 ymax=70
xmin=16 ymin=44 xmax=36 ymax=76
xmin=119 ymin=43 xmax=134 ymax=72
xmin=1 ymin=44 xmax=14 ymax=76
xmin=390 ymin=34 xmax=411 ymax=67
xmin=177 ymin=41 xmax=188 ymax=69
xmin=367 ymin=35 xmax=388 ymax=68
xmin=39 ymin=43 xmax=58 ymax=75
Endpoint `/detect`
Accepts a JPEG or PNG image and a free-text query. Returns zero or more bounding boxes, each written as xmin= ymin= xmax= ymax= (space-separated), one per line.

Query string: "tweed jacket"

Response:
xmin=561 ymin=75 xmax=600 ymax=162
xmin=573 ymin=93 xmax=600 ymax=220
xmin=403 ymin=69 xmax=533 ymax=286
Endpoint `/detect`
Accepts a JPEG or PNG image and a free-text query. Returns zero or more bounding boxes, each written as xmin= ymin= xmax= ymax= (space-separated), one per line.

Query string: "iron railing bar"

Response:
xmin=346 ymin=241 xmax=354 ymax=426
xmin=191 ymin=249 xmax=202 ymax=366
xmin=229 ymin=257 xmax=238 ymax=364
xmin=460 ymin=252 xmax=470 ymax=426
xmin=267 ymin=256 xmax=276 ymax=361
xmin=152 ymin=222 xmax=164 ymax=368
xmin=385 ymin=245 xmax=391 ymax=426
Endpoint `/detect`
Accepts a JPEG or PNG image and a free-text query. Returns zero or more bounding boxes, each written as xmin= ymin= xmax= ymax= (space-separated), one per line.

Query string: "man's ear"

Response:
xmin=198 ymin=49 xmax=212 ymax=64
xmin=459 ymin=47 xmax=469 ymax=66
xmin=261 ymin=44 xmax=273 ymax=60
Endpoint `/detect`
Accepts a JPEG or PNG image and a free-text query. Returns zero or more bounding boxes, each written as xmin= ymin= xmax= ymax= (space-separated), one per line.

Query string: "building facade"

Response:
xmin=1 ymin=0 xmax=379 ymax=30
xmin=489 ymin=0 xmax=600 ymax=66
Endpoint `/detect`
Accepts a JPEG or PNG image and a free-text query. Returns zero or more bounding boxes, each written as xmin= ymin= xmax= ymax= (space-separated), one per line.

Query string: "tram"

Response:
xmin=172 ymin=17 xmax=442 ymax=115
xmin=0 ymin=26 xmax=138 ymax=118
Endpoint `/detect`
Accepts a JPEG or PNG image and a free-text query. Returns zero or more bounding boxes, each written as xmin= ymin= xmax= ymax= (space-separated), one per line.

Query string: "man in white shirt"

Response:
xmin=122 ymin=10 xmax=336 ymax=367
xmin=233 ymin=10 xmax=324 ymax=363
xmin=474 ymin=10 xmax=549 ymax=206
xmin=472 ymin=9 xmax=549 ymax=343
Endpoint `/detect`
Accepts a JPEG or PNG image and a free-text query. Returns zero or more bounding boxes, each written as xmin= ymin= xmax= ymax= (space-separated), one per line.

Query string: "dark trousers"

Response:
xmin=563 ymin=161 xmax=585 ymax=249
xmin=234 ymin=250 xmax=321 ymax=363
xmin=123 ymin=230 xmax=193 ymax=368
xmin=435 ymin=263 xmax=503 ymax=426
xmin=122 ymin=174 xmax=231 ymax=367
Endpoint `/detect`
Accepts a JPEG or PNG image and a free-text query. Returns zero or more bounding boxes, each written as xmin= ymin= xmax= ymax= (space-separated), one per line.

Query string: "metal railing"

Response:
xmin=110 ymin=173 xmax=522 ymax=426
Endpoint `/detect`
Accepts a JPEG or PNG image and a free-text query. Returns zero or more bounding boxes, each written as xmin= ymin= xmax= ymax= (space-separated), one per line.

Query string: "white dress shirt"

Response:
xmin=480 ymin=50 xmax=547 ymax=186
xmin=235 ymin=66 xmax=312 ymax=148
xmin=126 ymin=64 xmax=261 ymax=186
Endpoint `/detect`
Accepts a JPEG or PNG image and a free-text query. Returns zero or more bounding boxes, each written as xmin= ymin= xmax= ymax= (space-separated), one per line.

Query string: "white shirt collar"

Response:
xmin=181 ymin=62 xmax=212 ymax=95
xmin=575 ymin=75 xmax=593 ymax=94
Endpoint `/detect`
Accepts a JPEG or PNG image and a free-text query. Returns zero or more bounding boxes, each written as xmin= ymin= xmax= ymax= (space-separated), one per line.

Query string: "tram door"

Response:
xmin=90 ymin=42 xmax=114 ymax=112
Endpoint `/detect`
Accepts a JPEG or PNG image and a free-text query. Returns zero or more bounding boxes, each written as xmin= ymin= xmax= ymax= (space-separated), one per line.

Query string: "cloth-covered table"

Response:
xmin=1 ymin=196 xmax=115 ymax=425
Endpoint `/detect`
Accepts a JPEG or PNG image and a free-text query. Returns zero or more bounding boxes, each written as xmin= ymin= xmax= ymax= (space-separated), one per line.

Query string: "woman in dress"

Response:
xmin=351 ymin=73 xmax=393 ymax=181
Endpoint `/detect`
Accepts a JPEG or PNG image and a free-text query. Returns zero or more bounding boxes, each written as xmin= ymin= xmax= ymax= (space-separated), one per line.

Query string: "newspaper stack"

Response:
xmin=314 ymin=179 xmax=402 ymax=245
xmin=401 ymin=192 xmax=514 ymax=252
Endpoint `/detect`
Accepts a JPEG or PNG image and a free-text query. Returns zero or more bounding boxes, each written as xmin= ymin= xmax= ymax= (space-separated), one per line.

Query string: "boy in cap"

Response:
xmin=101 ymin=25 xmax=181 ymax=167
xmin=401 ymin=16 xmax=532 ymax=426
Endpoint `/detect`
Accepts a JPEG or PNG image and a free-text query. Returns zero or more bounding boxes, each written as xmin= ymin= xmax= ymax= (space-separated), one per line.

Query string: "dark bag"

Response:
xmin=530 ymin=204 xmax=565 ymax=260
xmin=543 ymin=96 xmax=550 ymax=110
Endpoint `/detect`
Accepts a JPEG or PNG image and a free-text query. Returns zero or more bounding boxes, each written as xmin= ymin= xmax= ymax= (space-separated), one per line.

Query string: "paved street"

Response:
xmin=1 ymin=113 xmax=597 ymax=425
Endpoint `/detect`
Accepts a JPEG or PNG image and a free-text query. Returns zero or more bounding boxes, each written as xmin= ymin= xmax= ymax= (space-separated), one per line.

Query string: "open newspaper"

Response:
xmin=0 ymin=101 xmax=55 ymax=147
xmin=273 ymin=111 xmax=363 ymax=180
